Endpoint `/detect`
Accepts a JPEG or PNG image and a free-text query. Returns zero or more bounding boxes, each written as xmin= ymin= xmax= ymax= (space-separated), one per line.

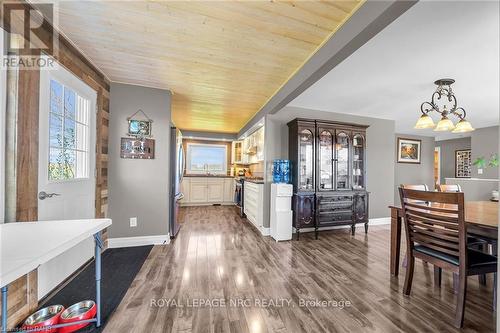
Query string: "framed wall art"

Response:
xmin=397 ymin=138 xmax=421 ymax=164
xmin=120 ymin=137 xmax=155 ymax=159
xmin=455 ymin=149 xmax=471 ymax=178
xmin=128 ymin=119 xmax=152 ymax=137
xmin=127 ymin=109 xmax=153 ymax=138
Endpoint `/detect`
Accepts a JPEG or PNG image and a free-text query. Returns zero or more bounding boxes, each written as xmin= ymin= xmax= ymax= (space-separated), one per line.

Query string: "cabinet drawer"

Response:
xmin=189 ymin=178 xmax=208 ymax=184
xmin=317 ymin=212 xmax=352 ymax=224
xmin=244 ymin=182 xmax=260 ymax=191
xmin=318 ymin=201 xmax=353 ymax=213
xmin=318 ymin=195 xmax=353 ymax=204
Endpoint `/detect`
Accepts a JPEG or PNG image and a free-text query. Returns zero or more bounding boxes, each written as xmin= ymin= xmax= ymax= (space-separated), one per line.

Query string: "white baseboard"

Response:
xmin=108 ymin=234 xmax=170 ymax=248
xmin=369 ymin=217 xmax=391 ymax=225
xmin=260 ymin=227 xmax=270 ymax=236
xmin=293 ymin=217 xmax=391 ymax=234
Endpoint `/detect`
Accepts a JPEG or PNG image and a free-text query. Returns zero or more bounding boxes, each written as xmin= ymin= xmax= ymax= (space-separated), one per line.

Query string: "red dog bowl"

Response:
xmin=58 ymin=300 xmax=96 ymax=333
xmin=22 ymin=305 xmax=65 ymax=333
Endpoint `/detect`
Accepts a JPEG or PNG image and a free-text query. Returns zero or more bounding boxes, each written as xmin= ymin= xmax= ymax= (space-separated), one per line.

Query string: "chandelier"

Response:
xmin=415 ymin=79 xmax=474 ymax=133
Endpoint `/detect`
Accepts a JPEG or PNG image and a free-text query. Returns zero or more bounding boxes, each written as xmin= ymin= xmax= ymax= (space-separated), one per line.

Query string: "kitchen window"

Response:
xmin=186 ymin=143 xmax=227 ymax=175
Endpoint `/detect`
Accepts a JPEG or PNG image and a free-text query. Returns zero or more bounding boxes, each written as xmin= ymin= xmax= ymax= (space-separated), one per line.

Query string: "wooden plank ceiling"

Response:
xmin=51 ymin=1 xmax=364 ymax=133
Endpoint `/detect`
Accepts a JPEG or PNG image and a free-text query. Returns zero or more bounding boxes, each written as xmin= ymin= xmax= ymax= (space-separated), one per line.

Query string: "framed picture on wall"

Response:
xmin=397 ymin=138 xmax=421 ymax=164
xmin=455 ymin=149 xmax=472 ymax=178
xmin=128 ymin=119 xmax=152 ymax=137
xmin=120 ymin=137 xmax=155 ymax=159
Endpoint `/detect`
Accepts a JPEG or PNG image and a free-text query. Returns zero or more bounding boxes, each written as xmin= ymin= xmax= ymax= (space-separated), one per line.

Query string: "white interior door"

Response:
xmin=37 ymin=56 xmax=97 ymax=299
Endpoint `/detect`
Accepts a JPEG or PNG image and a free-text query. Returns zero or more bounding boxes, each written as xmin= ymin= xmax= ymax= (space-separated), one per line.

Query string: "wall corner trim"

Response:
xmin=107 ymin=234 xmax=170 ymax=248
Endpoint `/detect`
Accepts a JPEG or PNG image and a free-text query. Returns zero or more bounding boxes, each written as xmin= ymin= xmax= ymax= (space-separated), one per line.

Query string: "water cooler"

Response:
xmin=270 ymin=183 xmax=293 ymax=241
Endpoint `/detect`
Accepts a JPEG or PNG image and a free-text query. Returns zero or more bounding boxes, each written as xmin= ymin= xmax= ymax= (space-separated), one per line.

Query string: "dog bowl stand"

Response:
xmin=0 ymin=219 xmax=112 ymax=333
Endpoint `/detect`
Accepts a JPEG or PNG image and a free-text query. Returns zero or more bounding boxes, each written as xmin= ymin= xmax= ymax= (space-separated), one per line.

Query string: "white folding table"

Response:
xmin=0 ymin=218 xmax=112 ymax=332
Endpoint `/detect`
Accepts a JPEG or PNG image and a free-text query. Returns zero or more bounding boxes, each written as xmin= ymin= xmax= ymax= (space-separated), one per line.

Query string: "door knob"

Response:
xmin=38 ymin=191 xmax=61 ymax=200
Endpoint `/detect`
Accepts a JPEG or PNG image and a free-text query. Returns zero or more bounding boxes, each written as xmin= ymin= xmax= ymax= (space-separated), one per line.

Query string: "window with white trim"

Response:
xmin=48 ymin=79 xmax=90 ymax=181
xmin=186 ymin=143 xmax=227 ymax=175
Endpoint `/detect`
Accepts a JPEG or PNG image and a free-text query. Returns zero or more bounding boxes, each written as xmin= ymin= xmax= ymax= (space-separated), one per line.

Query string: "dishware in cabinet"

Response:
xmin=352 ymin=132 xmax=366 ymax=190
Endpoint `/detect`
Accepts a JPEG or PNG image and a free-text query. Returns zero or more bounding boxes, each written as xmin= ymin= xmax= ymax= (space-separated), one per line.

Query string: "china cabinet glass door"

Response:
xmin=353 ymin=134 xmax=365 ymax=189
xmin=318 ymin=130 xmax=333 ymax=190
xmin=335 ymin=131 xmax=350 ymax=190
xmin=299 ymin=129 xmax=314 ymax=190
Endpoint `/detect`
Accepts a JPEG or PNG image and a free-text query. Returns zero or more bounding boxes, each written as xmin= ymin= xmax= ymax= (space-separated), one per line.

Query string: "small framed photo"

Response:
xmin=397 ymin=138 xmax=421 ymax=164
xmin=121 ymin=137 xmax=155 ymax=159
xmin=128 ymin=119 xmax=152 ymax=137
xmin=455 ymin=149 xmax=471 ymax=178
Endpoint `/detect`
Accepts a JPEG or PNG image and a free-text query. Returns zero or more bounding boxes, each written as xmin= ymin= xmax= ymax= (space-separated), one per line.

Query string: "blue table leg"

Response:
xmin=94 ymin=233 xmax=103 ymax=328
xmin=1 ymin=286 xmax=7 ymax=333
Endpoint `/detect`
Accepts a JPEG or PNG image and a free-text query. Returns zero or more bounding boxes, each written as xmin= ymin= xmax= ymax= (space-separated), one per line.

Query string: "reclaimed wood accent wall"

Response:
xmin=0 ymin=1 xmax=110 ymax=327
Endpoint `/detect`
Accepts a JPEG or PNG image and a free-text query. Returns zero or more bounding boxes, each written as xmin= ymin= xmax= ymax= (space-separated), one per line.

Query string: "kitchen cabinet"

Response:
xmin=207 ymin=179 xmax=224 ymax=202
xmin=255 ymin=126 xmax=264 ymax=162
xmin=180 ymin=177 xmax=190 ymax=203
xmin=242 ymin=126 xmax=265 ymax=164
xmin=189 ymin=179 xmax=209 ymax=203
xmin=181 ymin=177 xmax=235 ymax=206
xmin=224 ymin=178 xmax=235 ymax=202
xmin=243 ymin=181 xmax=264 ymax=233
xmin=231 ymin=141 xmax=244 ymax=164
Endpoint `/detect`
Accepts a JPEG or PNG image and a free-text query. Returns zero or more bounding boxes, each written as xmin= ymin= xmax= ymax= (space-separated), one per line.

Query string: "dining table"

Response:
xmin=389 ymin=201 xmax=498 ymax=276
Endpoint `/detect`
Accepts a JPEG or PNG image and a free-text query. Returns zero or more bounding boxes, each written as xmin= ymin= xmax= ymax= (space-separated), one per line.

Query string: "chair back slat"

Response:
xmin=406 ymin=225 xmax=458 ymax=242
xmin=400 ymin=189 xmax=461 ymax=204
xmin=404 ymin=202 xmax=458 ymax=214
xmin=401 ymin=184 xmax=429 ymax=191
xmin=399 ymin=187 xmax=466 ymax=262
xmin=438 ymin=184 xmax=462 ymax=193
xmin=405 ymin=209 xmax=459 ymax=225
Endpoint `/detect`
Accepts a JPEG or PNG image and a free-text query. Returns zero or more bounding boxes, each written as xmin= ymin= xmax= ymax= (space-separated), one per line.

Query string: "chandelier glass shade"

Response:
xmin=434 ymin=115 xmax=455 ymax=132
xmin=415 ymin=79 xmax=474 ymax=133
xmin=414 ymin=114 xmax=436 ymax=129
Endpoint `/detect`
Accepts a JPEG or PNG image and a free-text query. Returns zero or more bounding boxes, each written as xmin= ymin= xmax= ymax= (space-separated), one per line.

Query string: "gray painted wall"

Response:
xmin=394 ymin=134 xmax=435 ymax=204
xmin=435 ymin=137 xmax=471 ymax=183
xmin=266 ymin=106 xmax=395 ymax=220
xmin=261 ymin=117 xmax=284 ymax=228
xmin=108 ymin=83 xmax=171 ymax=239
xmin=445 ymin=178 xmax=498 ymax=201
xmin=471 ymin=126 xmax=499 ymax=179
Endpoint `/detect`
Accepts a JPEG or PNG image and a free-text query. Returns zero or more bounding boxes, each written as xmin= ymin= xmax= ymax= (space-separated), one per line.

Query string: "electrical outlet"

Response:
xmin=478 ymin=168 xmax=484 ymax=175
xmin=130 ymin=217 xmax=137 ymax=227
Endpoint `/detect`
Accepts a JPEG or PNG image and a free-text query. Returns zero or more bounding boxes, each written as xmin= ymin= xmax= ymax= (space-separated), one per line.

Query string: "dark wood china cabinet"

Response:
xmin=288 ymin=119 xmax=369 ymax=240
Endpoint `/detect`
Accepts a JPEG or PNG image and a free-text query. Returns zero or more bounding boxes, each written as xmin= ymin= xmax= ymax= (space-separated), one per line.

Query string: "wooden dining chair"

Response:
xmin=437 ymin=183 xmax=493 ymax=286
xmin=399 ymin=188 xmax=497 ymax=328
xmin=438 ymin=184 xmax=462 ymax=192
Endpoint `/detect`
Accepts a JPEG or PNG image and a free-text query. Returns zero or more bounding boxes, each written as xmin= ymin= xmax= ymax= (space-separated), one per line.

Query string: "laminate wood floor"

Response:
xmin=104 ymin=206 xmax=496 ymax=333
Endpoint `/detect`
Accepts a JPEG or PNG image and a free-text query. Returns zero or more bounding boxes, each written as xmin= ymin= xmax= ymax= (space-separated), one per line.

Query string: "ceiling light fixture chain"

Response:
xmin=414 ymin=78 xmax=474 ymax=133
